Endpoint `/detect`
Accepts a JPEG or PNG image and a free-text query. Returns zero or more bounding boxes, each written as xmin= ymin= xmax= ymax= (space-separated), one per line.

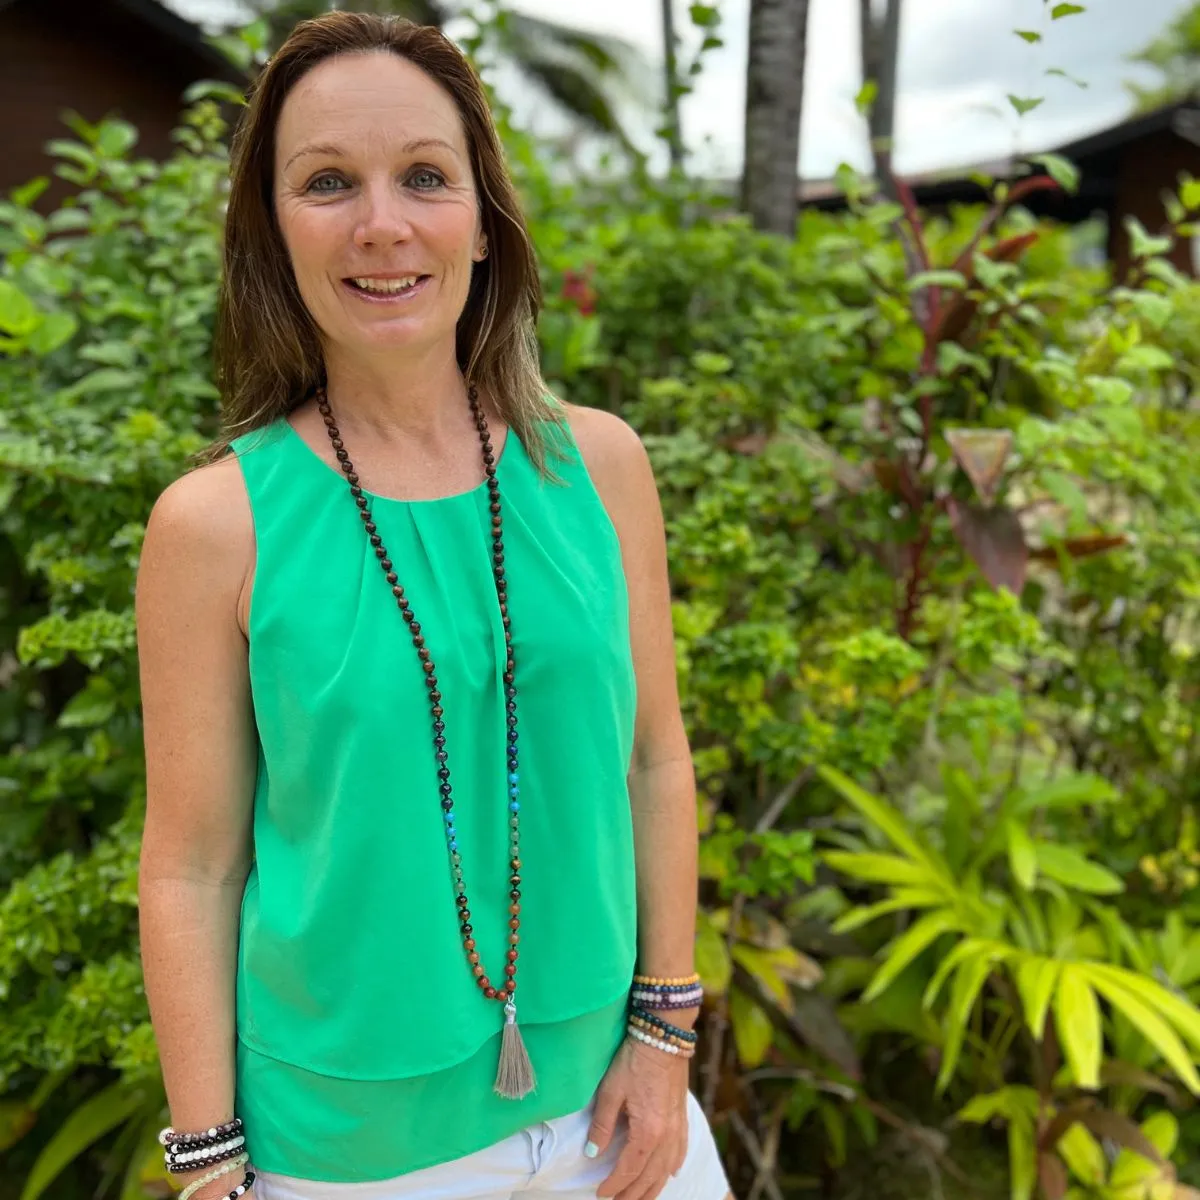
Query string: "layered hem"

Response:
xmin=236 ymin=996 xmax=628 ymax=1182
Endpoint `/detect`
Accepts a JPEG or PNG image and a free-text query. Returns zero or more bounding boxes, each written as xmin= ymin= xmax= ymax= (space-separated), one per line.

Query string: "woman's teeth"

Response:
xmin=350 ymin=276 xmax=420 ymax=293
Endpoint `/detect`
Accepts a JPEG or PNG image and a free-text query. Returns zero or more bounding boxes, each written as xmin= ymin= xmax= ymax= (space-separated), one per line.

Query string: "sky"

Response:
xmin=167 ymin=0 xmax=1197 ymax=181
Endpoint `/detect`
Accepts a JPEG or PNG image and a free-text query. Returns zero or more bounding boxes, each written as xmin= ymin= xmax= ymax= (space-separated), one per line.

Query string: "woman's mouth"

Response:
xmin=343 ymin=274 xmax=431 ymax=302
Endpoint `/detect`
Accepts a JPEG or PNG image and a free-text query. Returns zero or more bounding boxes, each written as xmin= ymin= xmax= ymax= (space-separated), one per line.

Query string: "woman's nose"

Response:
xmin=353 ymin=184 xmax=414 ymax=248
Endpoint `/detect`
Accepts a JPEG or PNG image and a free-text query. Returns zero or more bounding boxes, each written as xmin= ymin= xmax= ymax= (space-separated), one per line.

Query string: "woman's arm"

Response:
xmin=569 ymin=406 xmax=698 ymax=1200
xmin=136 ymin=459 xmax=258 ymax=1200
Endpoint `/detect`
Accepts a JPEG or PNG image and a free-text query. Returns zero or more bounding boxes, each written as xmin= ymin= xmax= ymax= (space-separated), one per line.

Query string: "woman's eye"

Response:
xmin=410 ymin=169 xmax=445 ymax=190
xmin=307 ymin=174 xmax=347 ymax=194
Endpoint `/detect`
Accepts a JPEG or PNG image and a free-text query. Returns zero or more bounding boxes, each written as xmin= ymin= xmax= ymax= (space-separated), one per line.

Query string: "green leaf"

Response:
xmin=822 ymin=851 xmax=936 ymax=887
xmin=864 ymin=910 xmax=962 ymax=1002
xmin=818 ymin=766 xmax=950 ymax=879
xmin=1009 ymin=1116 xmax=1037 ymax=1200
xmin=855 ymin=79 xmax=879 ymax=115
xmin=1015 ymin=956 xmax=1060 ymax=1040
xmin=1008 ymin=95 xmax=1045 ymax=117
xmin=1050 ymin=2 xmax=1085 ymax=16
xmin=688 ymin=3 xmax=719 ymax=27
xmin=0 ymin=280 xmax=40 ymax=337
xmin=26 ymin=312 xmax=78 ymax=357
xmin=1029 ymin=153 xmax=1080 ymax=193
xmin=907 ymin=270 xmax=967 ymax=291
xmin=1014 ymin=29 xmax=1042 ymax=42
xmin=1054 ymin=966 xmax=1101 ymax=1090
xmin=1034 ymin=844 xmax=1124 ymax=895
xmin=732 ymin=943 xmax=793 ymax=1012
xmin=1007 ymin=821 xmax=1037 ymax=890
xmin=95 ymin=120 xmax=138 ymax=159
xmin=694 ymin=910 xmax=732 ymax=993
xmin=832 ymin=889 xmax=946 ymax=934
xmin=1116 ymin=344 xmax=1175 ymax=373
xmin=1109 ymin=1113 xmax=1178 ymax=1188
xmin=1125 ymin=216 xmax=1173 ymax=260
xmin=1045 ymin=66 xmax=1088 ymax=88
xmin=58 ymin=676 xmax=117 ymax=728
xmin=1058 ymin=1122 xmax=1105 ymax=1185
xmin=1018 ymin=774 xmax=1118 ymax=813
xmin=1088 ymin=972 xmax=1200 ymax=1094
xmin=729 ymin=987 xmax=774 ymax=1068
xmin=937 ymin=955 xmax=994 ymax=1091
xmin=20 ymin=1083 xmax=147 ymax=1200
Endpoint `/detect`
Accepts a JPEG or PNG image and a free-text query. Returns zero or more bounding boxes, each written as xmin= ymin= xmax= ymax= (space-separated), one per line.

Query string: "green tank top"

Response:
xmin=229 ymin=413 xmax=638 ymax=1181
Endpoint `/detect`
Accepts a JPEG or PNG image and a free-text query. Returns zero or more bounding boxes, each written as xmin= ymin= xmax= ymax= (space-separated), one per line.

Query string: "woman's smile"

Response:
xmin=342 ymin=273 xmax=432 ymax=303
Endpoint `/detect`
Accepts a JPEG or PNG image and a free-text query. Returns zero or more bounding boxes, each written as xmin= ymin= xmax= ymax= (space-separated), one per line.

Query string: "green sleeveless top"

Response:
xmin=229 ymin=414 xmax=638 ymax=1181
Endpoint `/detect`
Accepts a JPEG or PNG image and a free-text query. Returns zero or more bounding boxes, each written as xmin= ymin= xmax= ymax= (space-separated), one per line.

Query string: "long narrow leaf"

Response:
xmin=1054 ymin=966 xmax=1102 ymax=1090
xmin=1089 ymin=972 xmax=1200 ymax=1094
xmin=823 ymin=850 xmax=938 ymax=888
xmin=1035 ymin=844 xmax=1124 ymax=895
xmin=20 ymin=1084 xmax=146 ymax=1200
xmin=1007 ymin=820 xmax=1038 ymax=889
xmin=865 ymin=910 xmax=962 ymax=1002
xmin=925 ymin=938 xmax=1009 ymax=1010
xmin=1088 ymin=964 xmax=1200 ymax=1053
xmin=1009 ymin=1115 xmax=1037 ymax=1200
xmin=819 ymin=766 xmax=951 ymax=879
xmin=937 ymin=955 xmax=994 ymax=1092
xmin=832 ymin=890 xmax=945 ymax=934
xmin=1015 ymin=956 xmax=1060 ymax=1041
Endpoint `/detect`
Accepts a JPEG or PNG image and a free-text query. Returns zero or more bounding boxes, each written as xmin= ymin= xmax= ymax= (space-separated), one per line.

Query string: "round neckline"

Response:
xmin=279 ymin=415 xmax=513 ymax=506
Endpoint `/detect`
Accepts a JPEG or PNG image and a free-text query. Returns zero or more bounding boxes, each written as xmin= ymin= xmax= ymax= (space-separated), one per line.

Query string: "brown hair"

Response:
xmin=207 ymin=12 xmax=559 ymax=467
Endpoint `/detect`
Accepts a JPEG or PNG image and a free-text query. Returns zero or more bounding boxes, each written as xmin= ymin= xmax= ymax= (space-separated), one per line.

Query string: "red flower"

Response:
xmin=561 ymin=267 xmax=597 ymax=317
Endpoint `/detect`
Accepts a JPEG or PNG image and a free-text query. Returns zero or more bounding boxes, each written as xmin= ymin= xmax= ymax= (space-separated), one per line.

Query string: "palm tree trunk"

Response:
xmin=661 ymin=0 xmax=685 ymax=169
xmin=860 ymin=0 xmax=903 ymax=196
xmin=741 ymin=0 xmax=811 ymax=236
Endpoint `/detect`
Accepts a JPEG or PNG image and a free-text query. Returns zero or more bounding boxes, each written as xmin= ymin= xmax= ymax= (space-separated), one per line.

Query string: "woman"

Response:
xmin=136 ymin=13 xmax=729 ymax=1200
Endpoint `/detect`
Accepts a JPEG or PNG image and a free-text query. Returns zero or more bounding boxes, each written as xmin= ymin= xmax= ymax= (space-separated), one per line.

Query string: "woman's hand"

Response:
xmin=586 ymin=1038 xmax=690 ymax=1200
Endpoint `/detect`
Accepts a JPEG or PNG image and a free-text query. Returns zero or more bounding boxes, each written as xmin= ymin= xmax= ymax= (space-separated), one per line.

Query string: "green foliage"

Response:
xmin=3 ymin=16 xmax=1200 ymax=1200
xmin=1127 ymin=2 xmax=1200 ymax=111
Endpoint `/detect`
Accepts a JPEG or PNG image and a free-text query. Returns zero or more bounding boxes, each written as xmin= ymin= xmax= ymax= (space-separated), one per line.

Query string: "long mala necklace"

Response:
xmin=316 ymin=381 xmax=535 ymax=1100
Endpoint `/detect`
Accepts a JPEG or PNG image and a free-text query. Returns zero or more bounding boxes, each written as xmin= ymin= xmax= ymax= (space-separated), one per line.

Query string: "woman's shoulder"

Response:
xmin=559 ymin=402 xmax=650 ymax=488
xmin=140 ymin=456 xmax=255 ymax=618
xmin=558 ymin=402 xmax=659 ymax=535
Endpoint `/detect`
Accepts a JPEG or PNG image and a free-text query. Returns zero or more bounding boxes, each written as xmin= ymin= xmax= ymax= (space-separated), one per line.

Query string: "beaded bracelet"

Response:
xmin=160 ymin=1120 xmax=244 ymax=1150
xmin=177 ymin=1153 xmax=250 ymax=1200
xmin=630 ymin=987 xmax=703 ymax=1010
xmin=629 ymin=1007 xmax=698 ymax=1044
xmin=632 ymin=973 xmax=701 ymax=987
xmin=628 ymin=1016 xmax=695 ymax=1053
xmin=628 ymin=1026 xmax=696 ymax=1058
xmin=166 ymin=1135 xmax=247 ymax=1174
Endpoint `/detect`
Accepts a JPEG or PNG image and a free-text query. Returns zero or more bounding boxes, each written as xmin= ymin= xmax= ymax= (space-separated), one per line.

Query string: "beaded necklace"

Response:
xmin=315 ymin=382 xmax=535 ymax=1099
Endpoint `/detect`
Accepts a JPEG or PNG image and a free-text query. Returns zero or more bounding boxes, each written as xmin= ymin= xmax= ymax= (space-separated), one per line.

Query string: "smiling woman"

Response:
xmin=134 ymin=12 xmax=731 ymax=1200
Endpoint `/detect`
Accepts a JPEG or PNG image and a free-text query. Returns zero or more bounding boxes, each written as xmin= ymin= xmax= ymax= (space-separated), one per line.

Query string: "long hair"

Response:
xmin=207 ymin=12 xmax=558 ymax=467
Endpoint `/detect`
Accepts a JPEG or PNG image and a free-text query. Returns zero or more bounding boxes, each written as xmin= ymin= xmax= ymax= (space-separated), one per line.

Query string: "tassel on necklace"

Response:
xmin=494 ymin=1001 xmax=536 ymax=1099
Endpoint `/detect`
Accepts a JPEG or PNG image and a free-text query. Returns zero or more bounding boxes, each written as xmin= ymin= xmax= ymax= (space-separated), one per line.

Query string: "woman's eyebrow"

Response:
xmin=284 ymin=137 xmax=461 ymax=172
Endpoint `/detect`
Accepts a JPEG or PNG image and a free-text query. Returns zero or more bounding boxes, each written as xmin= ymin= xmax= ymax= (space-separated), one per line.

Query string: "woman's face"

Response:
xmin=273 ymin=50 xmax=485 ymax=361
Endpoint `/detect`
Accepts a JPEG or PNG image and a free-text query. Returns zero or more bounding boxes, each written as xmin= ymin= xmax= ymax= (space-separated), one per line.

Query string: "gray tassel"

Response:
xmin=494 ymin=1001 xmax=536 ymax=1099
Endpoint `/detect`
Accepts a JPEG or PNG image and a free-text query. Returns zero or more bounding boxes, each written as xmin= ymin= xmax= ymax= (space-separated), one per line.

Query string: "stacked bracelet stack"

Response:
xmin=159 ymin=1119 xmax=252 ymax=1199
xmin=160 ymin=1119 xmax=247 ymax=1174
xmin=627 ymin=973 xmax=702 ymax=1060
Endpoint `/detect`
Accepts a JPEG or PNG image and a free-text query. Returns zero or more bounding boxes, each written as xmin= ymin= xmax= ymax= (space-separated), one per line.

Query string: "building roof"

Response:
xmin=0 ymin=0 xmax=244 ymax=81
xmin=799 ymin=98 xmax=1200 ymax=219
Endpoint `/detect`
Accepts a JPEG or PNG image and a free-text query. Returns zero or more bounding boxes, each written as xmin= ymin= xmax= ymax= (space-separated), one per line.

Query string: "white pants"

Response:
xmin=253 ymin=1092 xmax=729 ymax=1200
